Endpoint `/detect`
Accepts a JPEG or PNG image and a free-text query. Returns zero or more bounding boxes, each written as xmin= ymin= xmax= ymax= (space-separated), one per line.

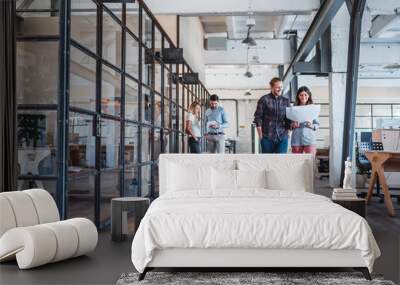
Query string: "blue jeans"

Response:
xmin=188 ymin=137 xmax=201 ymax=153
xmin=260 ymin=137 xmax=288 ymax=154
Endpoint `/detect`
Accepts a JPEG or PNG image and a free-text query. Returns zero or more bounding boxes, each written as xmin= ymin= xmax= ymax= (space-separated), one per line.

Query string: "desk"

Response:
xmin=365 ymin=151 xmax=400 ymax=216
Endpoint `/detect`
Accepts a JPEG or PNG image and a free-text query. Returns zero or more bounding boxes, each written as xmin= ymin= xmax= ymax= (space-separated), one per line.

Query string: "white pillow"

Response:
xmin=236 ymin=169 xmax=267 ymax=189
xmin=266 ymin=162 xmax=308 ymax=191
xmin=213 ymin=169 xmax=237 ymax=190
xmin=167 ymin=163 xmax=212 ymax=191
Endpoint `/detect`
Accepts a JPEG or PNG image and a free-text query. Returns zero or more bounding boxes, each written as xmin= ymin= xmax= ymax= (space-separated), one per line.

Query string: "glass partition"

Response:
xmin=15 ymin=0 xmax=209 ymax=227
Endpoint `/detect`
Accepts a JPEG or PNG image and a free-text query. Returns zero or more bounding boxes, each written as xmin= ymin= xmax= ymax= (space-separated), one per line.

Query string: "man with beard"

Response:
xmin=254 ymin=77 xmax=291 ymax=153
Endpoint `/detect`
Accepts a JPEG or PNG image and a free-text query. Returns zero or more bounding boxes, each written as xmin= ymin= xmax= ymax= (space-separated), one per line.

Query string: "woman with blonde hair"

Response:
xmin=185 ymin=101 xmax=202 ymax=153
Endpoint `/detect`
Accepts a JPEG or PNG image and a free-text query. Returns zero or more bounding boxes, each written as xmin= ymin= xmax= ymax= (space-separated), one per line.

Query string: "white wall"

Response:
xmin=153 ymin=15 xmax=207 ymax=82
xmin=155 ymin=15 xmax=177 ymax=46
xmin=179 ymin=17 xmax=206 ymax=82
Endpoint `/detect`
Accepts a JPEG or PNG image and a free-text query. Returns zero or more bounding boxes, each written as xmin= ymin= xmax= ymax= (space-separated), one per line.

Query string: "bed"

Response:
xmin=131 ymin=154 xmax=380 ymax=280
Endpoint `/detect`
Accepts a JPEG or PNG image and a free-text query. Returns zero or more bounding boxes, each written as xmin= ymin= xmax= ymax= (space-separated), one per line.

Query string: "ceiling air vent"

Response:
xmin=204 ymin=34 xmax=227 ymax=51
xmin=383 ymin=63 xmax=400 ymax=69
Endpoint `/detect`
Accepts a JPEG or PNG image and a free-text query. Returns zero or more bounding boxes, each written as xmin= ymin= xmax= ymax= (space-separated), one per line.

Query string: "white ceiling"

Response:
xmin=194 ymin=0 xmax=400 ymax=89
xmin=19 ymin=0 xmax=400 ymax=90
xmin=198 ymin=5 xmax=316 ymax=90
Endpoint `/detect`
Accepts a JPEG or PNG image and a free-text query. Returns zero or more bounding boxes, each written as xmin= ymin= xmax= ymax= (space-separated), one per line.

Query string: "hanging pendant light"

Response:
xmin=242 ymin=26 xmax=257 ymax=46
xmin=244 ymin=90 xmax=252 ymax=96
xmin=244 ymin=65 xmax=253 ymax=78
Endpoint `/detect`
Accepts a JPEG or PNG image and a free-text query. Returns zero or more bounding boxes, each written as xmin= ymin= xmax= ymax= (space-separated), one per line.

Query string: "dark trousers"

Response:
xmin=260 ymin=137 xmax=288 ymax=153
xmin=188 ymin=137 xmax=201 ymax=153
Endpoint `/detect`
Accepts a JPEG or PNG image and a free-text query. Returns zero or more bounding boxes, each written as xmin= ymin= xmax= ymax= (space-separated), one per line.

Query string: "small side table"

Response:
xmin=332 ymin=198 xmax=366 ymax=218
xmin=111 ymin=197 xmax=150 ymax=242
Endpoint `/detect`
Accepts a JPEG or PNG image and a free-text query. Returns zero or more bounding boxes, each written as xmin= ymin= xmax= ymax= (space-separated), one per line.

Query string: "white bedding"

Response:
xmin=131 ymin=190 xmax=380 ymax=273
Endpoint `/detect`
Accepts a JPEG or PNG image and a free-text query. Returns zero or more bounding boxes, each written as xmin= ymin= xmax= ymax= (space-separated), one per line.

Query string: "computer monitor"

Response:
xmin=360 ymin=132 xmax=372 ymax=143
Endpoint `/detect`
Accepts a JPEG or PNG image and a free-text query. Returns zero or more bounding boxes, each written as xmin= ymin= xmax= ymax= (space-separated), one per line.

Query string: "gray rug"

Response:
xmin=116 ymin=271 xmax=396 ymax=285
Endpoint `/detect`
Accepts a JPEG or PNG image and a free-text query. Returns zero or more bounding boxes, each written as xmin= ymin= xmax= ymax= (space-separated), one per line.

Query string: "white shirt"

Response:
xmin=187 ymin=113 xmax=202 ymax=137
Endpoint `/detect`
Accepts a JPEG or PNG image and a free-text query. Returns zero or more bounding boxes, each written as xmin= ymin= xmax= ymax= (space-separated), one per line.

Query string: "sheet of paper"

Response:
xmin=206 ymin=120 xmax=219 ymax=131
xmin=286 ymin=105 xmax=321 ymax=122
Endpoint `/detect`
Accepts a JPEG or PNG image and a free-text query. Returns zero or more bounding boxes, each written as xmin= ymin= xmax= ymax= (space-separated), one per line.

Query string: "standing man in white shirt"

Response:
xmin=204 ymin=94 xmax=229 ymax=154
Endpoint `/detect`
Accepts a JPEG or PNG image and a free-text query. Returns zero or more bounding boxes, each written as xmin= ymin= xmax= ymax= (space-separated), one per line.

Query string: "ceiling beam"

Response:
xmin=367 ymin=0 xmax=400 ymax=16
xmin=205 ymin=42 xmax=400 ymax=67
xmin=205 ymin=39 xmax=291 ymax=65
xmin=341 ymin=0 xmax=367 ymax=186
xmin=282 ymin=0 xmax=345 ymax=88
xmin=144 ymin=0 xmax=319 ymax=16
xmin=359 ymin=43 xmax=400 ymax=65
xmin=345 ymin=0 xmax=354 ymax=14
xmin=276 ymin=15 xmax=292 ymax=38
xmin=225 ymin=16 xmax=237 ymax=39
xmin=369 ymin=14 xmax=400 ymax=38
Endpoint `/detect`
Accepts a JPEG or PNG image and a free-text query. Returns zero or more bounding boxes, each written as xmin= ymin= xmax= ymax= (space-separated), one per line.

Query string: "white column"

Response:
xmin=328 ymin=4 xmax=349 ymax=188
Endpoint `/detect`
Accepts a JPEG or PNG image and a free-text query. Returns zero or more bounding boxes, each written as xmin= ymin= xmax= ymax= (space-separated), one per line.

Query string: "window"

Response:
xmin=71 ymin=0 xmax=97 ymax=53
xmin=126 ymin=33 xmax=139 ymax=79
xmin=15 ymin=0 xmax=208 ymax=226
xmin=125 ymin=77 xmax=139 ymax=121
xmin=68 ymin=112 xmax=96 ymax=222
xmin=17 ymin=41 xmax=59 ymax=105
xmin=101 ymin=64 xmax=121 ymax=117
xmin=17 ymin=110 xmax=58 ymax=176
xmin=103 ymin=10 xmax=122 ymax=67
xmin=70 ymin=47 xmax=97 ymax=111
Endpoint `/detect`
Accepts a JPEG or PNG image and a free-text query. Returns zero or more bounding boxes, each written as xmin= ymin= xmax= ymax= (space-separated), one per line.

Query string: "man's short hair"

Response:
xmin=269 ymin=77 xmax=282 ymax=86
xmin=209 ymin=94 xmax=219 ymax=101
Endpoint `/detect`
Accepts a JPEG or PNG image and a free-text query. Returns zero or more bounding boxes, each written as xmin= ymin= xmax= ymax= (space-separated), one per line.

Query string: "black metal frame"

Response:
xmin=340 ymin=0 xmax=367 ymax=185
xmin=14 ymin=0 xmax=210 ymax=227
xmin=1 ymin=0 xmax=18 ymax=191
xmin=138 ymin=267 xmax=372 ymax=281
xmin=57 ymin=0 xmax=71 ymax=219
xmin=282 ymin=0 xmax=344 ymax=88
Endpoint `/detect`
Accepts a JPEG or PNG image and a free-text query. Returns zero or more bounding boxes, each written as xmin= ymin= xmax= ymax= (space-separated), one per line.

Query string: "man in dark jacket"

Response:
xmin=253 ymin=77 xmax=291 ymax=153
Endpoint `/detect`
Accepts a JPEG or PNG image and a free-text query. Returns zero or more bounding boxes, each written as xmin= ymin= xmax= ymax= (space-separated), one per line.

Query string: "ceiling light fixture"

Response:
xmin=242 ymin=0 xmax=256 ymax=46
xmin=244 ymin=66 xmax=253 ymax=78
xmin=244 ymin=47 xmax=253 ymax=78
xmin=244 ymin=70 xmax=253 ymax=78
xmin=246 ymin=16 xmax=256 ymax=28
xmin=242 ymin=31 xmax=257 ymax=46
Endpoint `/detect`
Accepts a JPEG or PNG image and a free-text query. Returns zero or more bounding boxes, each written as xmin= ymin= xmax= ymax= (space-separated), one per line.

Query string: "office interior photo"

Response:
xmin=0 ymin=0 xmax=399 ymax=284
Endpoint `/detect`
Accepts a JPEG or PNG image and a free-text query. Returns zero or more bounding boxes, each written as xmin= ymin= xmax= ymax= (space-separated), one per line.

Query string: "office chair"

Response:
xmin=355 ymin=133 xmax=383 ymax=201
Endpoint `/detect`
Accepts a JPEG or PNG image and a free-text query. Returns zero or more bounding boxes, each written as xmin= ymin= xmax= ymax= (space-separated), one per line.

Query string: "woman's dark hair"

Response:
xmin=295 ymin=86 xmax=313 ymax=106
